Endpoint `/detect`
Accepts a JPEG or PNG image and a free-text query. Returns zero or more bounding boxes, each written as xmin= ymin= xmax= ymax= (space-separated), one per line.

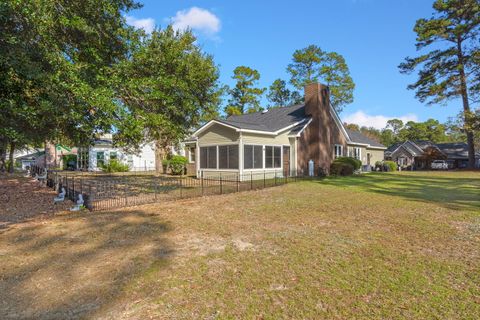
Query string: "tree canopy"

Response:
xmin=266 ymin=79 xmax=302 ymax=108
xmin=0 ymin=1 xmax=221 ymax=172
xmin=0 ymin=0 xmax=141 ymax=171
xmin=113 ymin=26 xmax=221 ymax=169
xmin=287 ymin=45 xmax=355 ymax=113
xmin=225 ymin=66 xmax=265 ymax=116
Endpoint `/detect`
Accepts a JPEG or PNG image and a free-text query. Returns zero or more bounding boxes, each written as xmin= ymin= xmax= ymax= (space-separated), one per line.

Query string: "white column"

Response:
xmin=195 ymin=140 xmax=200 ymax=177
xmin=239 ymin=132 xmax=243 ymax=179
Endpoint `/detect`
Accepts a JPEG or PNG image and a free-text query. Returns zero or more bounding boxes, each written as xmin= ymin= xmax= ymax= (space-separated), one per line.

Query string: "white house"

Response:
xmin=77 ymin=135 xmax=156 ymax=171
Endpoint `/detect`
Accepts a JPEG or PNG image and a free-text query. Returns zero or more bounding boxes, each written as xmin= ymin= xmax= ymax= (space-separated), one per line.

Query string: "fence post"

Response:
xmin=220 ymin=173 xmax=223 ymax=195
xmin=263 ymin=171 xmax=266 ymax=188
xmin=88 ymin=183 xmax=93 ymax=210
xmin=250 ymin=172 xmax=253 ymax=190
xmin=154 ymin=178 xmax=158 ymax=201
xmin=124 ymin=179 xmax=128 ymax=206
xmin=236 ymin=173 xmax=240 ymax=192
xmin=65 ymin=176 xmax=68 ymax=199
xmin=179 ymin=178 xmax=183 ymax=199
xmin=72 ymin=176 xmax=75 ymax=200
xmin=275 ymin=171 xmax=277 ymax=186
xmin=201 ymin=171 xmax=204 ymax=196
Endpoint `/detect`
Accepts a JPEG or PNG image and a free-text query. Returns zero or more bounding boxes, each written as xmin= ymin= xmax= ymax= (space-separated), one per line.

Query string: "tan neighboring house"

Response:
xmin=184 ymin=83 xmax=386 ymax=179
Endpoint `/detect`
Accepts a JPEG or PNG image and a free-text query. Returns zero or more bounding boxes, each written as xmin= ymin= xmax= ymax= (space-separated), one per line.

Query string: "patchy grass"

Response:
xmin=0 ymin=171 xmax=479 ymax=319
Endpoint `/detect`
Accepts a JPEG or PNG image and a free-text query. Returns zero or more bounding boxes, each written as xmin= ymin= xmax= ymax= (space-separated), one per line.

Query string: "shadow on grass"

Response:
xmin=0 ymin=211 xmax=173 ymax=319
xmin=316 ymin=172 xmax=480 ymax=212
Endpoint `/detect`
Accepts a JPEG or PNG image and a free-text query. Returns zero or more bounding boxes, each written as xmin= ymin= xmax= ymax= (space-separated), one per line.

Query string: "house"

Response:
xmin=384 ymin=140 xmax=480 ymax=169
xmin=15 ymin=150 xmax=44 ymax=170
xmin=77 ymin=135 xmax=156 ymax=171
xmin=184 ymin=83 xmax=386 ymax=179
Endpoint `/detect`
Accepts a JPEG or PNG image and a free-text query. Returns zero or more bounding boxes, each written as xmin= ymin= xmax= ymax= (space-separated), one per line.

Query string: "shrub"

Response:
xmin=101 ymin=159 xmax=130 ymax=173
xmin=334 ymin=157 xmax=362 ymax=170
xmin=383 ymin=160 xmax=398 ymax=172
xmin=169 ymin=155 xmax=187 ymax=175
xmin=330 ymin=162 xmax=354 ymax=176
xmin=62 ymin=154 xmax=77 ymax=170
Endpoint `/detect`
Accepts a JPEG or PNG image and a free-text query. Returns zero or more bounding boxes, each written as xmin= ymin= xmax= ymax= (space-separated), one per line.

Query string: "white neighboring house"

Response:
xmin=78 ymin=135 xmax=156 ymax=171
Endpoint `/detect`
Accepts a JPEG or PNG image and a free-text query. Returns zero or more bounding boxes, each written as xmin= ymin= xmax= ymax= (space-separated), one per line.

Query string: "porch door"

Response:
xmin=283 ymin=146 xmax=290 ymax=176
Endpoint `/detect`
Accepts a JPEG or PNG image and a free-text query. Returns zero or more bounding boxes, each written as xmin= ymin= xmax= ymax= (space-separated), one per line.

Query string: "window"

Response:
xmin=110 ymin=151 xmax=118 ymax=160
xmin=127 ymin=155 xmax=134 ymax=168
xmin=200 ymin=146 xmax=217 ymax=169
xmin=96 ymin=151 xmax=105 ymax=167
xmin=334 ymin=145 xmax=343 ymax=158
xmin=189 ymin=147 xmax=196 ymax=163
xmin=265 ymin=146 xmax=282 ymax=169
xmin=244 ymin=145 xmax=263 ymax=169
xmin=353 ymin=147 xmax=361 ymax=160
xmin=218 ymin=145 xmax=239 ymax=169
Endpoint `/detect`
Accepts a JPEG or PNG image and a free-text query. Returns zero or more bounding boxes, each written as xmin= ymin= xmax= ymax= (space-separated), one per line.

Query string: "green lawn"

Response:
xmin=1 ymin=171 xmax=479 ymax=319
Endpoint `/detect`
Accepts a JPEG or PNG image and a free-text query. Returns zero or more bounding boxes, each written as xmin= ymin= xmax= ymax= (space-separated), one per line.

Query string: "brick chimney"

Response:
xmin=304 ymin=83 xmax=330 ymax=117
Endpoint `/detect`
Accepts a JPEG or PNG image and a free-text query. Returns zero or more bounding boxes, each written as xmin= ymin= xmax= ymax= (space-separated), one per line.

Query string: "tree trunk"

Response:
xmin=0 ymin=139 xmax=7 ymax=172
xmin=7 ymin=141 xmax=15 ymax=173
xmin=154 ymin=140 xmax=168 ymax=173
xmin=457 ymin=38 xmax=476 ymax=168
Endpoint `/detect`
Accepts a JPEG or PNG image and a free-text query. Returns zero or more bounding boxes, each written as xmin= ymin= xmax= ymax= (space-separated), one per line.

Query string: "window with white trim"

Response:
xmin=188 ymin=147 xmax=195 ymax=163
xmin=96 ymin=151 xmax=105 ymax=167
xmin=334 ymin=145 xmax=343 ymax=159
xmin=353 ymin=147 xmax=361 ymax=160
xmin=244 ymin=145 xmax=263 ymax=169
xmin=200 ymin=146 xmax=217 ymax=169
xmin=265 ymin=146 xmax=281 ymax=168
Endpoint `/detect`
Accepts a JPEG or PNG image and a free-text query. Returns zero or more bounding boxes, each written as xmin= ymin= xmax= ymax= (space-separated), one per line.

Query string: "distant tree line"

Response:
xmin=345 ymin=116 xmax=480 ymax=149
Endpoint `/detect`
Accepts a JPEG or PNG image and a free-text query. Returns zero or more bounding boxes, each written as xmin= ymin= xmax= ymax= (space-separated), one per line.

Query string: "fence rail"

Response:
xmin=30 ymin=165 xmax=318 ymax=211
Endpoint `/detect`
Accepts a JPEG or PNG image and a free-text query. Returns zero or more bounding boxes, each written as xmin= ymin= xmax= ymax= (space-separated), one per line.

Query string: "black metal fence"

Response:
xmin=30 ymin=165 xmax=317 ymax=211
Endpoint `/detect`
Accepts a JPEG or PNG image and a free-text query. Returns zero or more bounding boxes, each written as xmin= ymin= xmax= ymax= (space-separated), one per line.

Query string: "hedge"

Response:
xmin=334 ymin=157 xmax=362 ymax=170
xmin=383 ymin=160 xmax=398 ymax=172
xmin=101 ymin=159 xmax=130 ymax=173
xmin=330 ymin=162 xmax=354 ymax=176
xmin=169 ymin=155 xmax=188 ymax=175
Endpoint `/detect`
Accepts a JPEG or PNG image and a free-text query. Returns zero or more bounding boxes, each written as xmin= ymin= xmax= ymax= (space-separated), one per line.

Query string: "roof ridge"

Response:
xmin=226 ymin=103 xmax=304 ymax=120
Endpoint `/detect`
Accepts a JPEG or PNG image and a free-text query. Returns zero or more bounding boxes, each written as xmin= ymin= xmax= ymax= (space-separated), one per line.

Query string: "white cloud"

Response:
xmin=126 ymin=15 xmax=155 ymax=33
xmin=170 ymin=7 xmax=221 ymax=36
xmin=343 ymin=110 xmax=419 ymax=130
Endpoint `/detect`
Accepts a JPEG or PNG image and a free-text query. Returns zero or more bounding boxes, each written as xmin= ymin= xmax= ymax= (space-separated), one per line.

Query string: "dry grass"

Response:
xmin=0 ymin=171 xmax=479 ymax=319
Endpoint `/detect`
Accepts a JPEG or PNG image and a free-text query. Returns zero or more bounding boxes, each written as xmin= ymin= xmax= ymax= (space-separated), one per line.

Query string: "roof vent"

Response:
xmin=261 ymin=109 xmax=268 ymax=114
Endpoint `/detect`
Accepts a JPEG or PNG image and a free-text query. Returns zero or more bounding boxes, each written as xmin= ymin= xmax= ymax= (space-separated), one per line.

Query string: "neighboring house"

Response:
xmin=384 ymin=140 xmax=480 ymax=169
xmin=15 ymin=150 xmax=44 ymax=170
xmin=184 ymin=83 xmax=386 ymax=179
xmin=77 ymin=135 xmax=156 ymax=171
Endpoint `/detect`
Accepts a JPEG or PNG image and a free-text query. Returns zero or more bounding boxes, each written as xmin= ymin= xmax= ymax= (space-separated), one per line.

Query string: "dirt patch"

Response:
xmin=0 ymin=175 xmax=72 ymax=228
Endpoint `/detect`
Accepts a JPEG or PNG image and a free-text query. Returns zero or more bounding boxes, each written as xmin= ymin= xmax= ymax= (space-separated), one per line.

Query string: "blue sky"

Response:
xmin=126 ymin=0 xmax=460 ymax=129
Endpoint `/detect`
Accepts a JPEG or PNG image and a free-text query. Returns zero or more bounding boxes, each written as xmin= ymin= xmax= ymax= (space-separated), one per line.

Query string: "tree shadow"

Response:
xmin=0 ymin=211 xmax=174 ymax=319
xmin=316 ymin=173 xmax=480 ymax=212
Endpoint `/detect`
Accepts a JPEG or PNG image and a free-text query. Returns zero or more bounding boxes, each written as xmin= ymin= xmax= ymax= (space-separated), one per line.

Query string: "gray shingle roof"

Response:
xmin=345 ymin=129 xmax=385 ymax=148
xmin=222 ymin=104 xmax=307 ymax=132
xmin=435 ymin=142 xmax=480 ymax=159
xmin=385 ymin=140 xmax=480 ymax=159
xmin=195 ymin=104 xmax=386 ymax=149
